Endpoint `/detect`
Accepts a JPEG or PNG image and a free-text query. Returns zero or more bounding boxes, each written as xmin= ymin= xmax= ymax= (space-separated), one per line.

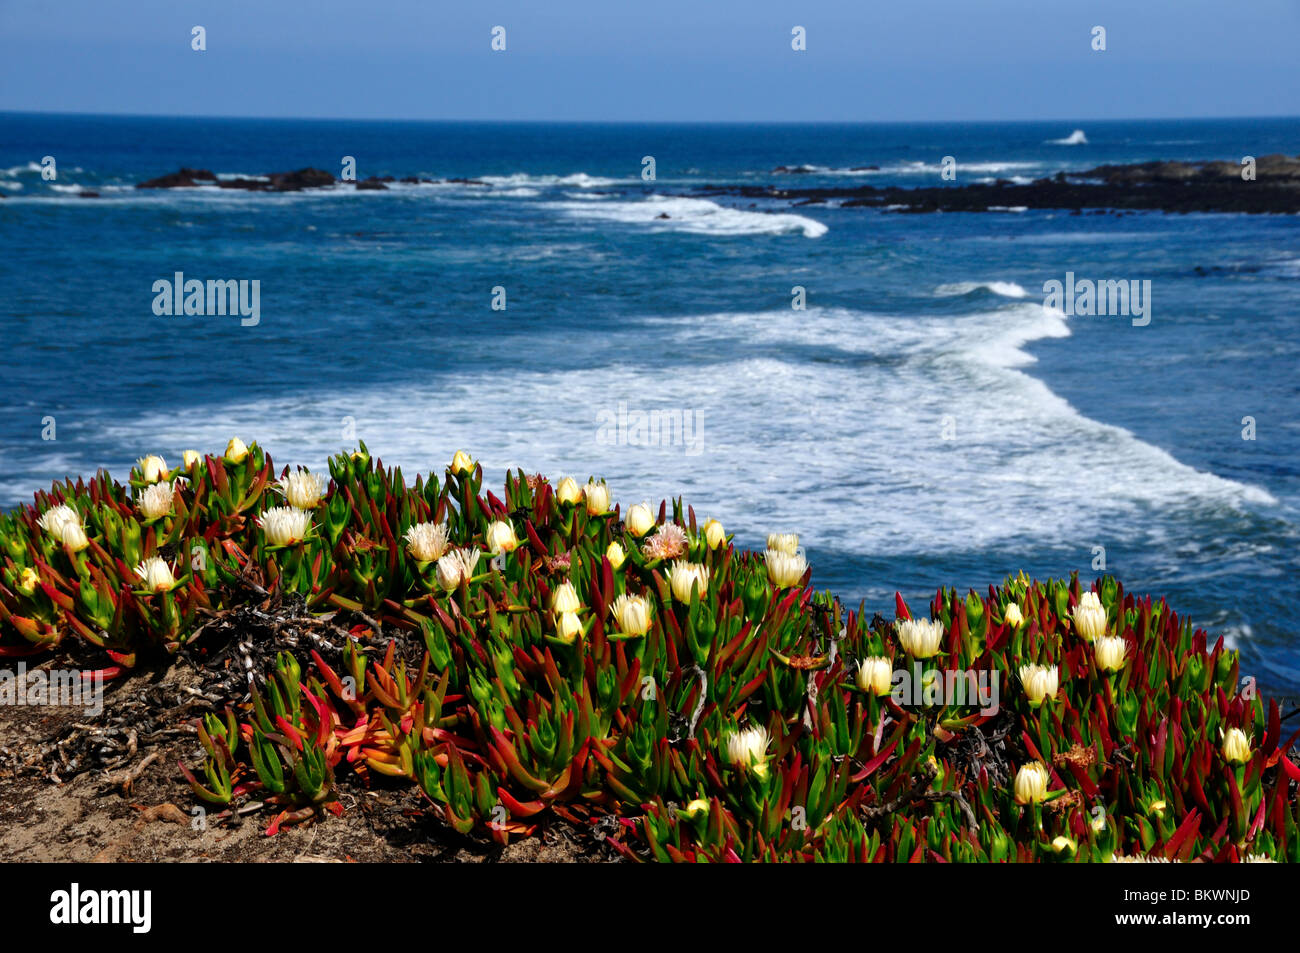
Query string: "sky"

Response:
xmin=1 ymin=0 xmax=1297 ymax=122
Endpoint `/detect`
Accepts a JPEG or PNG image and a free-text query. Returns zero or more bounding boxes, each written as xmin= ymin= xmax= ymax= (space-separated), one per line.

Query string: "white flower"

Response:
xmin=59 ymin=522 xmax=90 ymax=553
xmin=702 ymin=519 xmax=726 ymax=550
xmin=551 ymin=580 xmax=581 ymax=614
xmin=1243 ymin=853 xmax=1275 ymax=863
xmin=668 ymin=560 xmax=710 ymax=602
xmin=724 ymin=725 xmax=771 ymax=772
xmin=855 ymin=656 xmax=894 ymax=696
xmin=642 ymin=524 xmax=688 ymax=560
xmin=182 ymin=449 xmax=201 ymax=470
xmin=583 ymin=482 xmax=610 ymax=516
xmin=1222 ymin=727 xmax=1251 ymax=764
xmin=37 ymin=504 xmax=81 ymax=541
xmin=625 ymin=502 xmax=656 ymax=537
xmin=1071 ymin=599 xmax=1107 ymax=642
xmin=1078 ymin=590 xmax=1102 ymax=611
xmin=136 ymin=455 xmax=169 ymax=483
xmin=605 ymin=541 xmax=627 ymax=570
xmin=1004 ymin=603 xmax=1024 ymax=628
xmin=554 ymin=611 xmax=582 ymax=644
xmin=1094 ymin=634 xmax=1128 ymax=672
xmin=135 ymin=556 xmax=176 ymax=593
xmin=1014 ymin=761 xmax=1050 ymax=805
xmin=555 ymin=477 xmax=582 ymax=505
xmin=1018 ymin=664 xmax=1059 ymax=704
xmin=610 ymin=593 xmax=653 ymax=636
xmin=895 ymin=618 xmax=945 ymax=658
xmin=278 ymin=471 xmax=326 ymax=509
xmin=435 ymin=547 xmax=481 ymax=590
xmin=224 ymin=437 xmax=248 ymax=463
xmin=767 ymin=533 xmax=799 ymax=555
xmin=136 ymin=481 xmax=175 ymax=520
xmin=450 ymin=450 xmax=475 ymax=475
xmin=258 ymin=506 xmax=313 ymax=546
xmin=405 ymin=521 xmax=451 ymax=563
xmin=485 ymin=519 xmax=519 ymax=555
xmin=764 ymin=548 xmax=807 ymax=588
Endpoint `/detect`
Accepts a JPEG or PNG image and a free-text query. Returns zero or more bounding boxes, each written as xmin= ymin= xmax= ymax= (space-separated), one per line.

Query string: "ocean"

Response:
xmin=1 ymin=113 xmax=1297 ymax=694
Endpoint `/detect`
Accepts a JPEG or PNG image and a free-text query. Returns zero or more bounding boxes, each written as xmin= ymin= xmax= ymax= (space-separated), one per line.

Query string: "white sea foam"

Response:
xmin=1047 ymin=130 xmax=1088 ymax=146
xmin=480 ymin=172 xmax=622 ymax=189
xmin=934 ymin=281 xmax=1030 ymax=298
xmin=783 ymin=160 xmax=1041 ymax=177
xmin=79 ymin=301 xmax=1272 ymax=559
xmin=549 ymin=194 xmax=827 ymax=238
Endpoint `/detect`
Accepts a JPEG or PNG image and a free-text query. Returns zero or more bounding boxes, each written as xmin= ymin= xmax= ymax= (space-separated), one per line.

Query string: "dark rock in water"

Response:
xmin=78 ymin=191 xmax=100 ymax=198
xmin=849 ymin=165 xmax=880 ymax=171
xmin=353 ymin=177 xmax=389 ymax=190
xmin=137 ymin=168 xmax=218 ymax=189
xmin=138 ymin=166 xmax=336 ymax=192
xmin=445 ymin=177 xmax=487 ymax=186
xmin=772 ymin=165 xmax=818 ymax=174
xmin=655 ymin=212 xmax=671 ymax=219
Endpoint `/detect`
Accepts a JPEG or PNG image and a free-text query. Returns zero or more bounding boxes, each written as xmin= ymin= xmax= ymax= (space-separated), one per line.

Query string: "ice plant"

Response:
xmin=1014 ymin=762 xmax=1050 ymax=805
xmin=1222 ymin=727 xmax=1251 ymax=764
xmin=405 ymin=521 xmax=451 ymax=563
xmin=485 ymin=519 xmax=519 ymax=555
xmin=182 ymin=449 xmax=201 ymax=470
xmin=36 ymin=504 xmax=80 ymax=540
xmin=436 ymin=548 xmax=480 ymax=590
xmin=583 ymin=482 xmax=610 ymax=516
xmin=610 ymin=593 xmax=652 ymax=636
xmin=135 ymin=557 xmax=176 ymax=593
xmin=450 ymin=450 xmax=475 ymax=475
xmin=725 ymin=725 xmax=771 ymax=778
xmin=555 ymin=477 xmax=582 ymax=505
xmin=1094 ymin=635 xmax=1128 ymax=672
xmin=895 ymin=618 xmax=944 ymax=659
xmin=1004 ymin=603 xmax=1024 ymax=628
xmin=642 ymin=523 xmax=688 ymax=561
xmin=225 ymin=437 xmax=249 ymax=464
xmin=554 ymin=611 xmax=582 ymax=644
xmin=137 ymin=482 xmax=174 ymax=520
xmin=278 ymin=471 xmax=326 ymax=509
xmin=625 ymin=502 xmax=655 ymax=537
xmin=764 ymin=548 xmax=807 ymax=588
xmin=767 ymin=533 xmax=799 ymax=555
xmin=136 ymin=455 xmax=169 ymax=483
xmin=59 ymin=522 xmax=89 ymax=553
xmin=668 ymin=560 xmax=710 ymax=602
xmin=1071 ymin=591 xmax=1107 ymax=642
xmin=551 ymin=580 xmax=581 ymax=614
xmin=258 ymin=506 xmax=313 ymax=546
xmin=855 ymin=656 xmax=893 ymax=696
xmin=702 ymin=519 xmax=726 ymax=550
xmin=1018 ymin=664 xmax=1058 ymax=705
xmin=604 ymin=541 xmax=626 ymax=569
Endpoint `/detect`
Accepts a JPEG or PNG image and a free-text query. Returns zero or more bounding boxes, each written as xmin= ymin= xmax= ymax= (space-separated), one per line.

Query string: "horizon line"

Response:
xmin=3 ymin=108 xmax=1300 ymax=126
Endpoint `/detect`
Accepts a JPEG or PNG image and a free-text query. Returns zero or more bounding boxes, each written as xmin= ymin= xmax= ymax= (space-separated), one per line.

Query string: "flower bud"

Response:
xmin=60 ymin=522 xmax=90 ymax=553
xmin=764 ymin=548 xmax=807 ymax=588
xmin=1071 ymin=593 xmax=1106 ymax=642
xmin=604 ymin=541 xmax=627 ymax=570
xmin=625 ymin=502 xmax=655 ymax=537
xmin=1094 ymin=635 xmax=1128 ymax=672
xmin=136 ymin=455 xmax=169 ymax=483
xmin=1004 ymin=603 xmax=1024 ymax=628
xmin=485 ymin=519 xmax=519 ymax=555
xmin=724 ymin=725 xmax=770 ymax=773
xmin=15 ymin=567 xmax=39 ymax=596
xmin=554 ymin=611 xmax=582 ymax=644
xmin=702 ymin=519 xmax=726 ymax=550
xmin=678 ymin=798 xmax=709 ymax=820
xmin=668 ymin=560 xmax=710 ymax=602
xmin=183 ymin=449 xmax=201 ymax=470
xmin=450 ymin=450 xmax=475 ymax=475
xmin=855 ymin=656 xmax=893 ymax=696
xmin=583 ymin=482 xmax=610 ymax=516
xmin=224 ymin=437 xmax=249 ymax=464
xmin=1222 ymin=727 xmax=1251 ymax=764
xmin=1018 ymin=664 xmax=1059 ymax=704
xmin=555 ymin=477 xmax=582 ymax=506
xmin=1014 ymin=761 xmax=1050 ymax=805
xmin=551 ymin=580 xmax=581 ymax=614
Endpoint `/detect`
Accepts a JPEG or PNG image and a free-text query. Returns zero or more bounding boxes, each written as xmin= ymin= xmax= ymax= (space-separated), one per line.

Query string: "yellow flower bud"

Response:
xmin=450 ymin=450 xmax=475 ymax=475
xmin=224 ymin=437 xmax=249 ymax=464
xmin=555 ymin=477 xmax=582 ymax=506
xmin=1014 ymin=761 xmax=1050 ymax=805
xmin=604 ymin=541 xmax=627 ymax=570
xmin=625 ymin=502 xmax=655 ymax=537
xmin=1222 ymin=727 xmax=1251 ymax=764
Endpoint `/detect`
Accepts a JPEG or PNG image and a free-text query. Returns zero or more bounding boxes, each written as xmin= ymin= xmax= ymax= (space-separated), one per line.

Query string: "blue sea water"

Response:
xmin=1 ymin=114 xmax=1298 ymax=694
